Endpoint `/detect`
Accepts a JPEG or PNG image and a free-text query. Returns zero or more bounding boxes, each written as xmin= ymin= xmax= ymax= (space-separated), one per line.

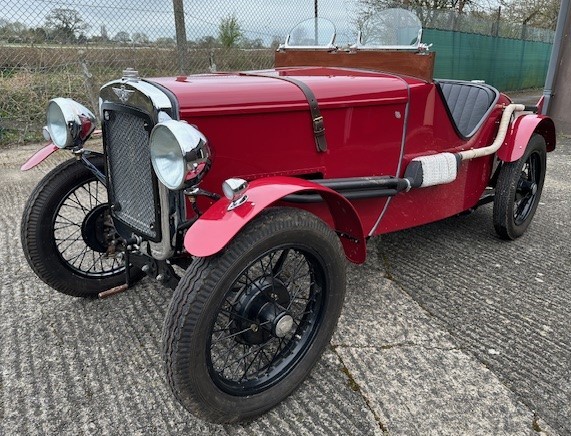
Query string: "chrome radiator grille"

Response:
xmin=104 ymin=110 xmax=158 ymax=240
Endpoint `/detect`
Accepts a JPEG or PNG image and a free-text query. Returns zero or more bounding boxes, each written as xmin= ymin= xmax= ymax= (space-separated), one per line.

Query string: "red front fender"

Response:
xmin=21 ymin=130 xmax=102 ymax=171
xmin=184 ymin=177 xmax=366 ymax=263
xmin=21 ymin=143 xmax=59 ymax=171
xmin=498 ymin=114 xmax=556 ymax=162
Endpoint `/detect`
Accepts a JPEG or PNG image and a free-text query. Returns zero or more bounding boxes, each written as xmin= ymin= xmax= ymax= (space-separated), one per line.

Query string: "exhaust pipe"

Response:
xmin=405 ymin=103 xmax=525 ymax=188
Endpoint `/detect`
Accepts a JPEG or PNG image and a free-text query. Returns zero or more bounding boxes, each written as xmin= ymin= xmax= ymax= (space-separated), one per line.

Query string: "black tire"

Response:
xmin=493 ymin=134 xmax=547 ymax=240
xmin=21 ymin=156 xmax=139 ymax=297
xmin=163 ymin=207 xmax=346 ymax=423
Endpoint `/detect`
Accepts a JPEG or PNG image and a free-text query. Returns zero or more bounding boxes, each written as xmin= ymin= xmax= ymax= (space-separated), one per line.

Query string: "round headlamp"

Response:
xmin=150 ymin=120 xmax=211 ymax=190
xmin=46 ymin=98 xmax=96 ymax=148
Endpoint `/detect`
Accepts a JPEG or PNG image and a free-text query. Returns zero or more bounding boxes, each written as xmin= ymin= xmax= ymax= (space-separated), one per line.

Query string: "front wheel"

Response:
xmin=493 ymin=134 xmax=547 ymax=240
xmin=21 ymin=156 xmax=139 ymax=297
xmin=163 ymin=208 xmax=347 ymax=423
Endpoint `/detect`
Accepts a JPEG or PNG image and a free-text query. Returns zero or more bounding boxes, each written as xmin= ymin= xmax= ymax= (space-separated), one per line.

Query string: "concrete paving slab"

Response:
xmin=375 ymin=142 xmax=571 ymax=435
xmin=2 ymin=265 xmax=380 ymax=435
xmin=336 ymin=346 xmax=536 ymax=436
xmin=0 ymin=143 xmax=566 ymax=435
xmin=0 ymin=148 xmax=382 ymax=435
xmin=334 ymin=246 xmax=551 ymax=435
xmin=333 ymin=260 xmax=454 ymax=349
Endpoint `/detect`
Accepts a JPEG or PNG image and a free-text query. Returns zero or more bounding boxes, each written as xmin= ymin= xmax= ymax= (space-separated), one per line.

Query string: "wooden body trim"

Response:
xmin=275 ymin=50 xmax=435 ymax=82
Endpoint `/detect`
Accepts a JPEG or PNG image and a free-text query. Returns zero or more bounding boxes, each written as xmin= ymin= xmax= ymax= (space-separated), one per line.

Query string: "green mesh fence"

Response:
xmin=425 ymin=29 xmax=553 ymax=91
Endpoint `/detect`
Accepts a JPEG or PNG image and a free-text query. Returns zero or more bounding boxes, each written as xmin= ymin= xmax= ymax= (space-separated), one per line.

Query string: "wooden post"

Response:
xmin=173 ymin=0 xmax=187 ymax=75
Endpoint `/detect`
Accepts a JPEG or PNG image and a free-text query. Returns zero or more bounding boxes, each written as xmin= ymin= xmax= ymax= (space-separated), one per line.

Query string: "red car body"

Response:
xmin=20 ymin=11 xmax=556 ymax=423
xmin=144 ymin=67 xmax=554 ymax=262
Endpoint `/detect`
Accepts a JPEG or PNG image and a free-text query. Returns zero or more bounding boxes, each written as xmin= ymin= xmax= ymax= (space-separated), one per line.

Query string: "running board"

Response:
xmin=283 ymin=176 xmax=410 ymax=203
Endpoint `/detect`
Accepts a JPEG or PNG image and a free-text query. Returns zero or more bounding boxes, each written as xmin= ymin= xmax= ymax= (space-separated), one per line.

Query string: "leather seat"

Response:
xmin=437 ymin=80 xmax=498 ymax=138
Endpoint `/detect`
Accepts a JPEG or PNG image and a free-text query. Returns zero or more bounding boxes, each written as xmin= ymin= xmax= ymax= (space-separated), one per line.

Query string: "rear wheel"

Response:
xmin=163 ymin=208 xmax=346 ymax=423
xmin=493 ymin=134 xmax=547 ymax=240
xmin=21 ymin=157 xmax=139 ymax=297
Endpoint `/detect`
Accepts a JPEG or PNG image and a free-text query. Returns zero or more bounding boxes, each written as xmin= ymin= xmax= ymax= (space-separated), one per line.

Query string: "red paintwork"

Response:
xmin=151 ymin=66 xmax=555 ymax=259
xmin=376 ymin=85 xmax=500 ymax=235
xmin=21 ymin=143 xmax=59 ymax=171
xmin=21 ymin=66 xmax=555 ymax=262
xmin=184 ymin=176 xmax=366 ymax=263
xmin=153 ymin=68 xmax=412 ymax=236
xmin=498 ymin=115 xmax=556 ymax=162
xmin=157 ymin=68 xmax=409 ymax=117
xmin=21 ymin=130 xmax=101 ymax=172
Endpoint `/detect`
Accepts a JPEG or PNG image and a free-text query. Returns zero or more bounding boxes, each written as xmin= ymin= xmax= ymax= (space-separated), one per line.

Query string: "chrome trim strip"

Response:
xmin=149 ymin=184 xmax=175 ymax=260
xmin=100 ymin=79 xmax=172 ymax=121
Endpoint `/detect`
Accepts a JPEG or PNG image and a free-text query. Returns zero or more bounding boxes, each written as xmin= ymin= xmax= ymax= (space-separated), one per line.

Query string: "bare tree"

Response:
xmin=155 ymin=37 xmax=175 ymax=47
xmin=353 ymin=0 xmax=501 ymax=31
xmin=500 ymin=0 xmax=560 ymax=30
xmin=45 ymin=8 xmax=88 ymax=43
xmin=358 ymin=0 xmax=481 ymax=13
xmin=0 ymin=21 xmax=27 ymax=42
xmin=357 ymin=0 xmax=497 ymax=23
xmin=132 ymin=32 xmax=150 ymax=45
xmin=101 ymin=25 xmax=108 ymax=41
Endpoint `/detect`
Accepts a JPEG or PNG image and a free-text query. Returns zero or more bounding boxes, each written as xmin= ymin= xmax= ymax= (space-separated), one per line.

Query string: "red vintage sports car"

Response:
xmin=20 ymin=9 xmax=555 ymax=423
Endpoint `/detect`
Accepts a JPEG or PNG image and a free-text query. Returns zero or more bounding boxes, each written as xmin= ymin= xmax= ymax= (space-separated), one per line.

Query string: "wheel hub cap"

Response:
xmin=231 ymin=276 xmax=293 ymax=345
xmin=81 ymin=203 xmax=112 ymax=253
xmin=274 ymin=313 xmax=294 ymax=338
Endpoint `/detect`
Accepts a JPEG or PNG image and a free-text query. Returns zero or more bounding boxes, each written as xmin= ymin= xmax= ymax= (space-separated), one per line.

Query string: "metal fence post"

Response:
xmin=543 ymin=0 xmax=570 ymax=119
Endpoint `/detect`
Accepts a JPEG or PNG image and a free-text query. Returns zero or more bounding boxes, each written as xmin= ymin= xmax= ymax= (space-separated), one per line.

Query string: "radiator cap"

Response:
xmin=122 ymin=68 xmax=139 ymax=81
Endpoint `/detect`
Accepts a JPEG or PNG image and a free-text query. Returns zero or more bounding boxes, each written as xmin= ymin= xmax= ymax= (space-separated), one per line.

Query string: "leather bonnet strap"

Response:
xmin=239 ymin=72 xmax=327 ymax=153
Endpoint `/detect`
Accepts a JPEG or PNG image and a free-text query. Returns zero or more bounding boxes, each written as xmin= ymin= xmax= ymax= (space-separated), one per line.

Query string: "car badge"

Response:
xmin=112 ymin=85 xmax=135 ymax=103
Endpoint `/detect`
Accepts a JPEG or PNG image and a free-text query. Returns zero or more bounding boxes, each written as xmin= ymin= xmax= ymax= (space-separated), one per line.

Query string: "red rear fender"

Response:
xmin=498 ymin=114 xmax=556 ymax=162
xmin=184 ymin=177 xmax=366 ymax=264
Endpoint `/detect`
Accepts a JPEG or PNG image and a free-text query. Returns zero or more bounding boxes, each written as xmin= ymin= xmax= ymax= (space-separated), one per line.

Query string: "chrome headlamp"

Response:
xmin=45 ymin=98 xmax=96 ymax=148
xmin=149 ymin=120 xmax=211 ymax=190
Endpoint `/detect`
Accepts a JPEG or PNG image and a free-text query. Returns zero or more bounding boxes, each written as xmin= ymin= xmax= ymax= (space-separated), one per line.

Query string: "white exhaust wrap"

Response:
xmin=458 ymin=103 xmax=525 ymax=161
xmin=404 ymin=103 xmax=525 ymax=189
xmin=413 ymin=152 xmax=458 ymax=187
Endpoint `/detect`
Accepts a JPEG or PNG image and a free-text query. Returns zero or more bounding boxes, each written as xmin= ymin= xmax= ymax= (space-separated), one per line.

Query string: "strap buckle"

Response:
xmin=313 ymin=116 xmax=325 ymax=136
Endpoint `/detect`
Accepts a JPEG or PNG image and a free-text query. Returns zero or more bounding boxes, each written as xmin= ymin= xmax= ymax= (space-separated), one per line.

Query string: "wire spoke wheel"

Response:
xmin=53 ymin=179 xmax=123 ymax=277
xmin=21 ymin=156 xmax=141 ymax=297
xmin=209 ymin=246 xmax=324 ymax=394
xmin=493 ymin=134 xmax=546 ymax=240
xmin=163 ymin=208 xmax=346 ymax=423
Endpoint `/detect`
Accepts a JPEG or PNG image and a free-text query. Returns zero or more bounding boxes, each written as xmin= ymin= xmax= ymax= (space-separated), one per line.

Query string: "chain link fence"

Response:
xmin=0 ymin=1 xmax=555 ymax=146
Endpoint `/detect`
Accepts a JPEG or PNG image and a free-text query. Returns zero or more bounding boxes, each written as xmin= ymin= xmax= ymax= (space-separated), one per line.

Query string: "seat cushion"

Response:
xmin=437 ymin=80 xmax=498 ymax=138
